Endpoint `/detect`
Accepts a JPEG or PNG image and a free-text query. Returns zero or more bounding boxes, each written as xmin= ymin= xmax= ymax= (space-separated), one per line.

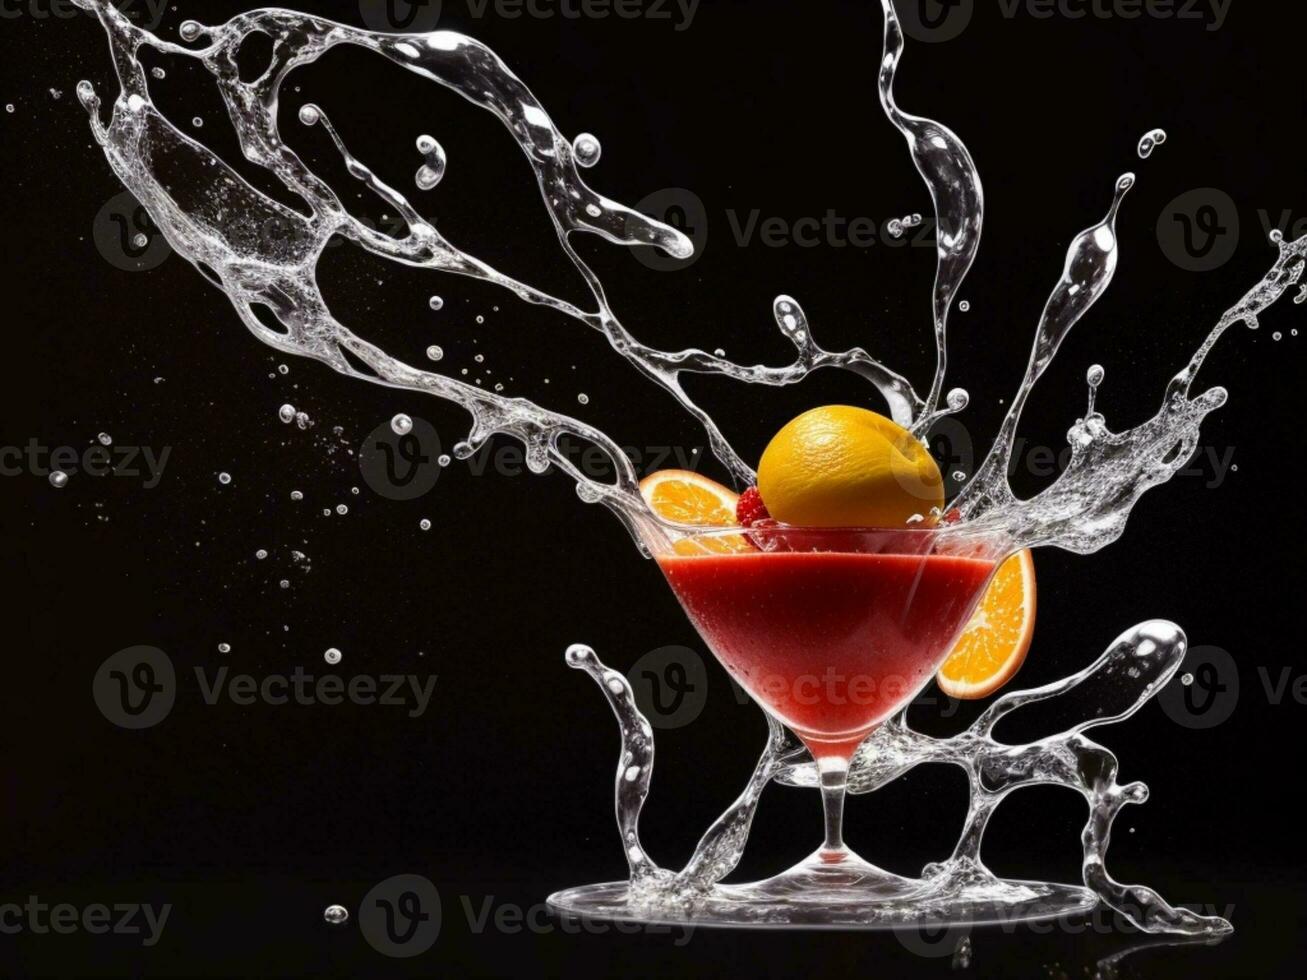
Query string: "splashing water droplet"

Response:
xmin=572 ymin=132 xmax=602 ymax=167
xmin=278 ymin=404 xmax=296 ymax=423
xmin=1136 ymin=128 xmax=1167 ymax=159
xmin=297 ymin=104 xmax=320 ymax=127
xmin=391 ymin=413 xmax=413 ymax=435
xmin=946 ymin=387 xmax=969 ymax=411
xmin=323 ymin=905 xmax=348 ymax=925
xmin=324 ymin=648 xmax=342 ymax=665
xmin=414 ymin=134 xmax=447 ymax=190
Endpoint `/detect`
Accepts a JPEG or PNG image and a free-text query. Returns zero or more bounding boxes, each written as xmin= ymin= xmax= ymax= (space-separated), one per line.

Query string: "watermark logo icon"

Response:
xmin=93 ymin=646 xmax=176 ymax=729
xmin=1157 ymin=188 xmax=1240 ymax=271
xmin=894 ymin=0 xmax=974 ymax=43
xmin=1158 ymin=644 xmax=1239 ymax=729
xmin=358 ymin=0 xmax=444 ymax=31
xmin=358 ymin=874 xmax=442 ymax=957
xmin=628 ymin=188 xmax=708 ymax=272
xmin=93 ymin=191 xmax=171 ymax=272
xmin=359 ymin=417 xmax=442 ymax=500
xmin=627 ymin=645 xmax=709 ymax=728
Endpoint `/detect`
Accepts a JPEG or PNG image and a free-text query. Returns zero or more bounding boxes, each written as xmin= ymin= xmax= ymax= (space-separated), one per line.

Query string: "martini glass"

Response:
xmin=652 ymin=522 xmax=1008 ymax=900
xmin=549 ymin=519 xmax=1101 ymax=926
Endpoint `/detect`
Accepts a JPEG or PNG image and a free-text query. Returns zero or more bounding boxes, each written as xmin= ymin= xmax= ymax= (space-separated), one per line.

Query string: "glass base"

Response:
xmin=548 ymin=849 xmax=1099 ymax=929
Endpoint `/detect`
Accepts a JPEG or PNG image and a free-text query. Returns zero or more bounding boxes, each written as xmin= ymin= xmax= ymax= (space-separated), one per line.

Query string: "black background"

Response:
xmin=2 ymin=0 xmax=1305 ymax=975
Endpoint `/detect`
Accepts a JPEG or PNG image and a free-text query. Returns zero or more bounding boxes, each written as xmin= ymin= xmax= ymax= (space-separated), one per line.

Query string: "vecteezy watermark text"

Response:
xmin=1 ymin=0 xmax=169 ymax=30
xmin=895 ymin=0 xmax=1231 ymax=44
xmin=3 ymin=439 xmax=170 ymax=488
xmin=93 ymin=647 xmax=437 ymax=729
xmin=358 ymin=0 xmax=700 ymax=32
xmin=353 ymin=873 xmax=692 ymax=957
xmin=0 ymin=896 xmax=171 ymax=947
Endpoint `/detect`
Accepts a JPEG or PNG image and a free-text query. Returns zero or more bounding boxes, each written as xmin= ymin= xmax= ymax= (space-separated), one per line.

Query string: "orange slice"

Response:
xmin=936 ymin=549 xmax=1037 ymax=700
xmin=639 ymin=470 xmax=752 ymax=555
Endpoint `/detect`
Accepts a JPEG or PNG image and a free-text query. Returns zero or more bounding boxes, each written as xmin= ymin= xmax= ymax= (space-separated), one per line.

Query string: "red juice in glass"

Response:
xmin=657 ymin=548 xmax=996 ymax=759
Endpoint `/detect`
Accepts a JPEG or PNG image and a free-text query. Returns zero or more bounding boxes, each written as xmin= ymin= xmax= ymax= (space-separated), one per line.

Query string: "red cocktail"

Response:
xmin=648 ymin=523 xmax=1008 ymax=869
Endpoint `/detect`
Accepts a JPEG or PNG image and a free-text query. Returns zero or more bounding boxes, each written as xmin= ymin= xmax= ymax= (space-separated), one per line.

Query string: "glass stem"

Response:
xmin=818 ymin=756 xmax=850 ymax=858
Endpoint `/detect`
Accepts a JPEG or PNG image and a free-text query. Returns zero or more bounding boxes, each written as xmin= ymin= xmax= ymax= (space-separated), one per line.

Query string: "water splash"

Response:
xmin=557 ymin=621 xmax=1230 ymax=935
xmin=72 ymin=0 xmax=1302 ymax=560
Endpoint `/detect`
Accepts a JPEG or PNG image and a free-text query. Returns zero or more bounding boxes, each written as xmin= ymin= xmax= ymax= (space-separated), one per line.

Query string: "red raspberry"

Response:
xmin=736 ymin=486 xmax=771 ymax=527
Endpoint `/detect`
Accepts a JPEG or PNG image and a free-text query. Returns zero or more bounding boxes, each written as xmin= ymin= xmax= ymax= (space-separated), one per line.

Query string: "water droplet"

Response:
xmin=218 ymin=472 xmax=232 ymax=485
xmin=572 ymin=132 xmax=601 ymax=167
xmin=5 ymin=104 xmax=14 ymax=114
xmin=438 ymin=454 xmax=451 ymax=467
xmin=278 ymin=404 xmax=296 ymax=423
xmin=323 ymin=904 xmax=348 ymax=926
xmin=297 ymin=104 xmax=320 ymax=126
xmin=324 ymin=647 xmax=342 ymax=665
xmin=391 ymin=413 xmax=413 ymax=436
xmin=958 ymin=300 xmax=970 ymax=312
xmin=414 ymin=134 xmax=446 ymax=190
xmin=335 ymin=504 xmax=348 ymax=515
xmin=294 ymin=411 xmax=312 ymax=430
xmin=952 ymin=470 xmax=967 ymax=482
xmin=97 ymin=432 xmax=112 ymax=446
xmin=133 ymin=232 xmax=149 ymax=248
xmin=419 ymin=518 xmax=432 ymax=531
xmin=49 ymin=471 xmax=68 ymax=489
xmin=218 ymin=642 xmax=231 ymax=653
xmin=1136 ymin=128 xmax=1167 ymax=159
xmin=278 ymin=364 xmax=290 ymax=375
xmin=191 ymin=116 xmax=203 ymax=128
xmin=1180 ymin=672 xmax=1194 ymax=686
xmin=1087 ymin=364 xmax=1105 ymax=387
xmin=150 ymin=66 xmax=166 ymax=79
xmin=256 ymin=549 xmax=268 ymax=560
xmin=577 ymin=393 xmax=590 ymax=405
xmin=290 ymin=490 xmax=303 ymax=501
xmin=1273 ymin=331 xmax=1282 ymax=341
xmin=428 ymin=296 xmax=444 ymax=311
xmin=1269 ymin=229 xmax=1284 ymax=244
xmin=279 ymin=579 xmax=290 ymax=589
xmin=475 ymin=314 xmax=485 ymax=324
xmin=946 ymin=387 xmax=969 ymax=411
xmin=886 ymin=218 xmax=904 ymax=239
xmin=426 ymin=345 xmax=444 ymax=361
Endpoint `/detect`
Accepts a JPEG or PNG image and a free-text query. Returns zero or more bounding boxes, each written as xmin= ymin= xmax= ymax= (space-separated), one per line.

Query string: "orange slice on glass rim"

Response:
xmin=936 ymin=549 xmax=1037 ymax=700
xmin=639 ymin=470 xmax=753 ymax=555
